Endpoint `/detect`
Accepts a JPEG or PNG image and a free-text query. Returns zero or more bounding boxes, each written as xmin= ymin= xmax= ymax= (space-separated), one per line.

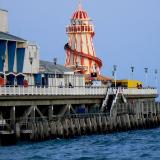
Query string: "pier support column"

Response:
xmin=10 ymin=106 xmax=15 ymax=128
xmin=66 ymin=104 xmax=71 ymax=115
xmin=146 ymin=101 xmax=149 ymax=118
xmin=48 ymin=105 xmax=54 ymax=121
xmin=136 ymin=101 xmax=141 ymax=119
xmin=31 ymin=106 xmax=36 ymax=122
xmin=153 ymin=102 xmax=156 ymax=115
xmin=141 ymin=101 xmax=144 ymax=118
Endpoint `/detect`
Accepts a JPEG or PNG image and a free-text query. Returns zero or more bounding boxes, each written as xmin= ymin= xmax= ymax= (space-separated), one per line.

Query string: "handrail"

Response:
xmin=65 ymin=44 xmax=102 ymax=69
xmin=101 ymin=88 xmax=110 ymax=112
xmin=0 ymin=86 xmax=107 ymax=96
xmin=0 ymin=86 xmax=157 ymax=96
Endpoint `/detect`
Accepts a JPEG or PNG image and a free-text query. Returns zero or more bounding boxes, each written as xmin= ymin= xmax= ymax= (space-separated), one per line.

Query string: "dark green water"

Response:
xmin=0 ymin=128 xmax=160 ymax=160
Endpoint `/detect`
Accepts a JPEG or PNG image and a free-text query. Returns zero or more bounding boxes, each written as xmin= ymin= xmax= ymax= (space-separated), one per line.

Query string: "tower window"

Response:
xmin=81 ymin=26 xmax=84 ymax=31
xmin=74 ymin=26 xmax=77 ymax=32
xmin=85 ymin=26 xmax=88 ymax=31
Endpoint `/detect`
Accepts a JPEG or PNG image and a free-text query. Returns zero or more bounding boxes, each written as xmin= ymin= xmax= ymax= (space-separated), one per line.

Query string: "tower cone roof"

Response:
xmin=72 ymin=3 xmax=89 ymax=20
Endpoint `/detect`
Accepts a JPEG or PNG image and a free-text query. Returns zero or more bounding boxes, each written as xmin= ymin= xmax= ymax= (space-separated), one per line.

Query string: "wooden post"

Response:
xmin=10 ymin=106 xmax=15 ymax=128
xmin=154 ymin=102 xmax=156 ymax=116
xmin=136 ymin=101 xmax=140 ymax=119
xmin=48 ymin=105 xmax=54 ymax=121
xmin=31 ymin=106 xmax=36 ymax=123
xmin=141 ymin=101 xmax=144 ymax=118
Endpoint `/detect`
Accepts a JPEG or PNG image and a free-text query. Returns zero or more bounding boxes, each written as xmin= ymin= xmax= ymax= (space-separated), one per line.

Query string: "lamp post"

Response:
xmin=131 ymin=66 xmax=134 ymax=80
xmin=53 ymin=58 xmax=57 ymax=86
xmin=155 ymin=69 xmax=158 ymax=88
xmin=53 ymin=58 xmax=57 ymax=65
xmin=1 ymin=55 xmax=6 ymax=85
xmin=29 ymin=57 xmax=33 ymax=86
xmin=131 ymin=66 xmax=134 ymax=88
xmin=113 ymin=65 xmax=117 ymax=88
xmin=112 ymin=70 xmax=115 ymax=78
xmin=144 ymin=67 xmax=148 ymax=87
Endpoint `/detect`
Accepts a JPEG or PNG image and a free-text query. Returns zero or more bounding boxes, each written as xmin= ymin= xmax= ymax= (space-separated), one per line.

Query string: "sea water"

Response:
xmin=0 ymin=128 xmax=160 ymax=160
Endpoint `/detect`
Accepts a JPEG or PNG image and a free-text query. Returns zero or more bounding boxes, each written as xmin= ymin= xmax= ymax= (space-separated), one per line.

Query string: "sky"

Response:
xmin=1 ymin=0 xmax=160 ymax=89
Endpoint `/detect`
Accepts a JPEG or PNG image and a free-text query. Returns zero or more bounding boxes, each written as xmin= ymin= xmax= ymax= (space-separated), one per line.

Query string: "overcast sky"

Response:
xmin=1 ymin=0 xmax=160 ymax=88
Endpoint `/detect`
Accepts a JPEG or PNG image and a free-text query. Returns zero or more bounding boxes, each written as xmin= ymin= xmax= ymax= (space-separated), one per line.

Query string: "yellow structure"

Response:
xmin=113 ymin=80 xmax=143 ymax=88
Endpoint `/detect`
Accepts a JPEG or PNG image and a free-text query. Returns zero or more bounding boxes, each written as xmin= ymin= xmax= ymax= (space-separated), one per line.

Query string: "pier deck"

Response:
xmin=0 ymin=86 xmax=158 ymax=145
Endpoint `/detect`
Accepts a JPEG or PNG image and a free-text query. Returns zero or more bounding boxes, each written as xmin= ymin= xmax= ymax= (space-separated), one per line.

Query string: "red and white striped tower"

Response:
xmin=64 ymin=3 xmax=102 ymax=75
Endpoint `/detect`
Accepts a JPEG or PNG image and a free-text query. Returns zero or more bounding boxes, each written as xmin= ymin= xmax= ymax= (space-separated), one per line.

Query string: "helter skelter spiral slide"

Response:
xmin=64 ymin=3 xmax=103 ymax=77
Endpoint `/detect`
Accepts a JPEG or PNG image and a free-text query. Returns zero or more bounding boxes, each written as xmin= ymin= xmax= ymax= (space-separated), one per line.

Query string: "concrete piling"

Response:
xmin=1 ymin=100 xmax=160 ymax=145
xmin=96 ymin=116 xmax=102 ymax=133
xmin=74 ymin=118 xmax=81 ymax=136
xmin=50 ymin=121 xmax=57 ymax=137
xmin=101 ymin=116 xmax=107 ymax=133
xmin=86 ymin=118 xmax=92 ymax=134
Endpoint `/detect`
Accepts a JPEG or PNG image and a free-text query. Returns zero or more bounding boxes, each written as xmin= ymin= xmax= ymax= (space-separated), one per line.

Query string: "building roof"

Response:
xmin=0 ymin=32 xmax=26 ymax=42
xmin=72 ymin=9 xmax=89 ymax=20
xmin=72 ymin=4 xmax=89 ymax=20
xmin=40 ymin=60 xmax=71 ymax=74
xmin=0 ymin=9 xmax=8 ymax=12
xmin=85 ymin=74 xmax=112 ymax=82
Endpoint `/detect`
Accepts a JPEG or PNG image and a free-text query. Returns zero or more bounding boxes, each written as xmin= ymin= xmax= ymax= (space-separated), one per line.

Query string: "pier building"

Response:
xmin=39 ymin=60 xmax=85 ymax=87
xmin=0 ymin=9 xmax=39 ymax=86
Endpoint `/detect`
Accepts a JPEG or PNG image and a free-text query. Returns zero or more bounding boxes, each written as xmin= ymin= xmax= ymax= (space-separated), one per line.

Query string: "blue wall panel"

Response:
xmin=17 ymin=75 xmax=24 ymax=85
xmin=6 ymin=74 xmax=15 ymax=85
xmin=34 ymin=74 xmax=42 ymax=85
xmin=8 ymin=41 xmax=16 ymax=72
xmin=17 ymin=48 xmax=25 ymax=73
xmin=0 ymin=40 xmax=7 ymax=72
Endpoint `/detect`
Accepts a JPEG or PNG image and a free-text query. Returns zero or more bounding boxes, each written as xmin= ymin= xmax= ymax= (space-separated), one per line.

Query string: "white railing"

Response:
xmin=121 ymin=88 xmax=158 ymax=95
xmin=0 ymin=86 xmax=107 ymax=96
xmin=0 ymin=86 xmax=158 ymax=96
xmin=108 ymin=88 xmax=158 ymax=96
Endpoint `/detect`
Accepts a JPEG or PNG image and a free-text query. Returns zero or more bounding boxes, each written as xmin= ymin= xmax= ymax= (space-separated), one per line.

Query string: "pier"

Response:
xmin=0 ymin=86 xmax=158 ymax=145
xmin=0 ymin=4 xmax=159 ymax=146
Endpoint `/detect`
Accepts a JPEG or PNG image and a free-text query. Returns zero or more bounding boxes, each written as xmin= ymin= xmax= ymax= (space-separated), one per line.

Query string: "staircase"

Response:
xmin=110 ymin=88 xmax=120 ymax=117
xmin=100 ymin=88 xmax=110 ymax=112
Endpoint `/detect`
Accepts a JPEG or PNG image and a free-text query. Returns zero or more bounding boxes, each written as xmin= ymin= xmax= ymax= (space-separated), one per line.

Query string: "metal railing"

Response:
xmin=0 ymin=86 xmax=157 ymax=96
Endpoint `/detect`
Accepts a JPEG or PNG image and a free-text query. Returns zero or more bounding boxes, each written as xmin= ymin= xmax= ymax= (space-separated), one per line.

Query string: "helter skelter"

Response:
xmin=64 ymin=3 xmax=102 ymax=77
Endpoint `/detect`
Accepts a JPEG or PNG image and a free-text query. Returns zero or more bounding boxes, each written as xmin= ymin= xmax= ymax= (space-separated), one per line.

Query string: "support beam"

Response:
xmin=58 ymin=104 xmax=71 ymax=116
xmin=70 ymin=105 xmax=76 ymax=114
